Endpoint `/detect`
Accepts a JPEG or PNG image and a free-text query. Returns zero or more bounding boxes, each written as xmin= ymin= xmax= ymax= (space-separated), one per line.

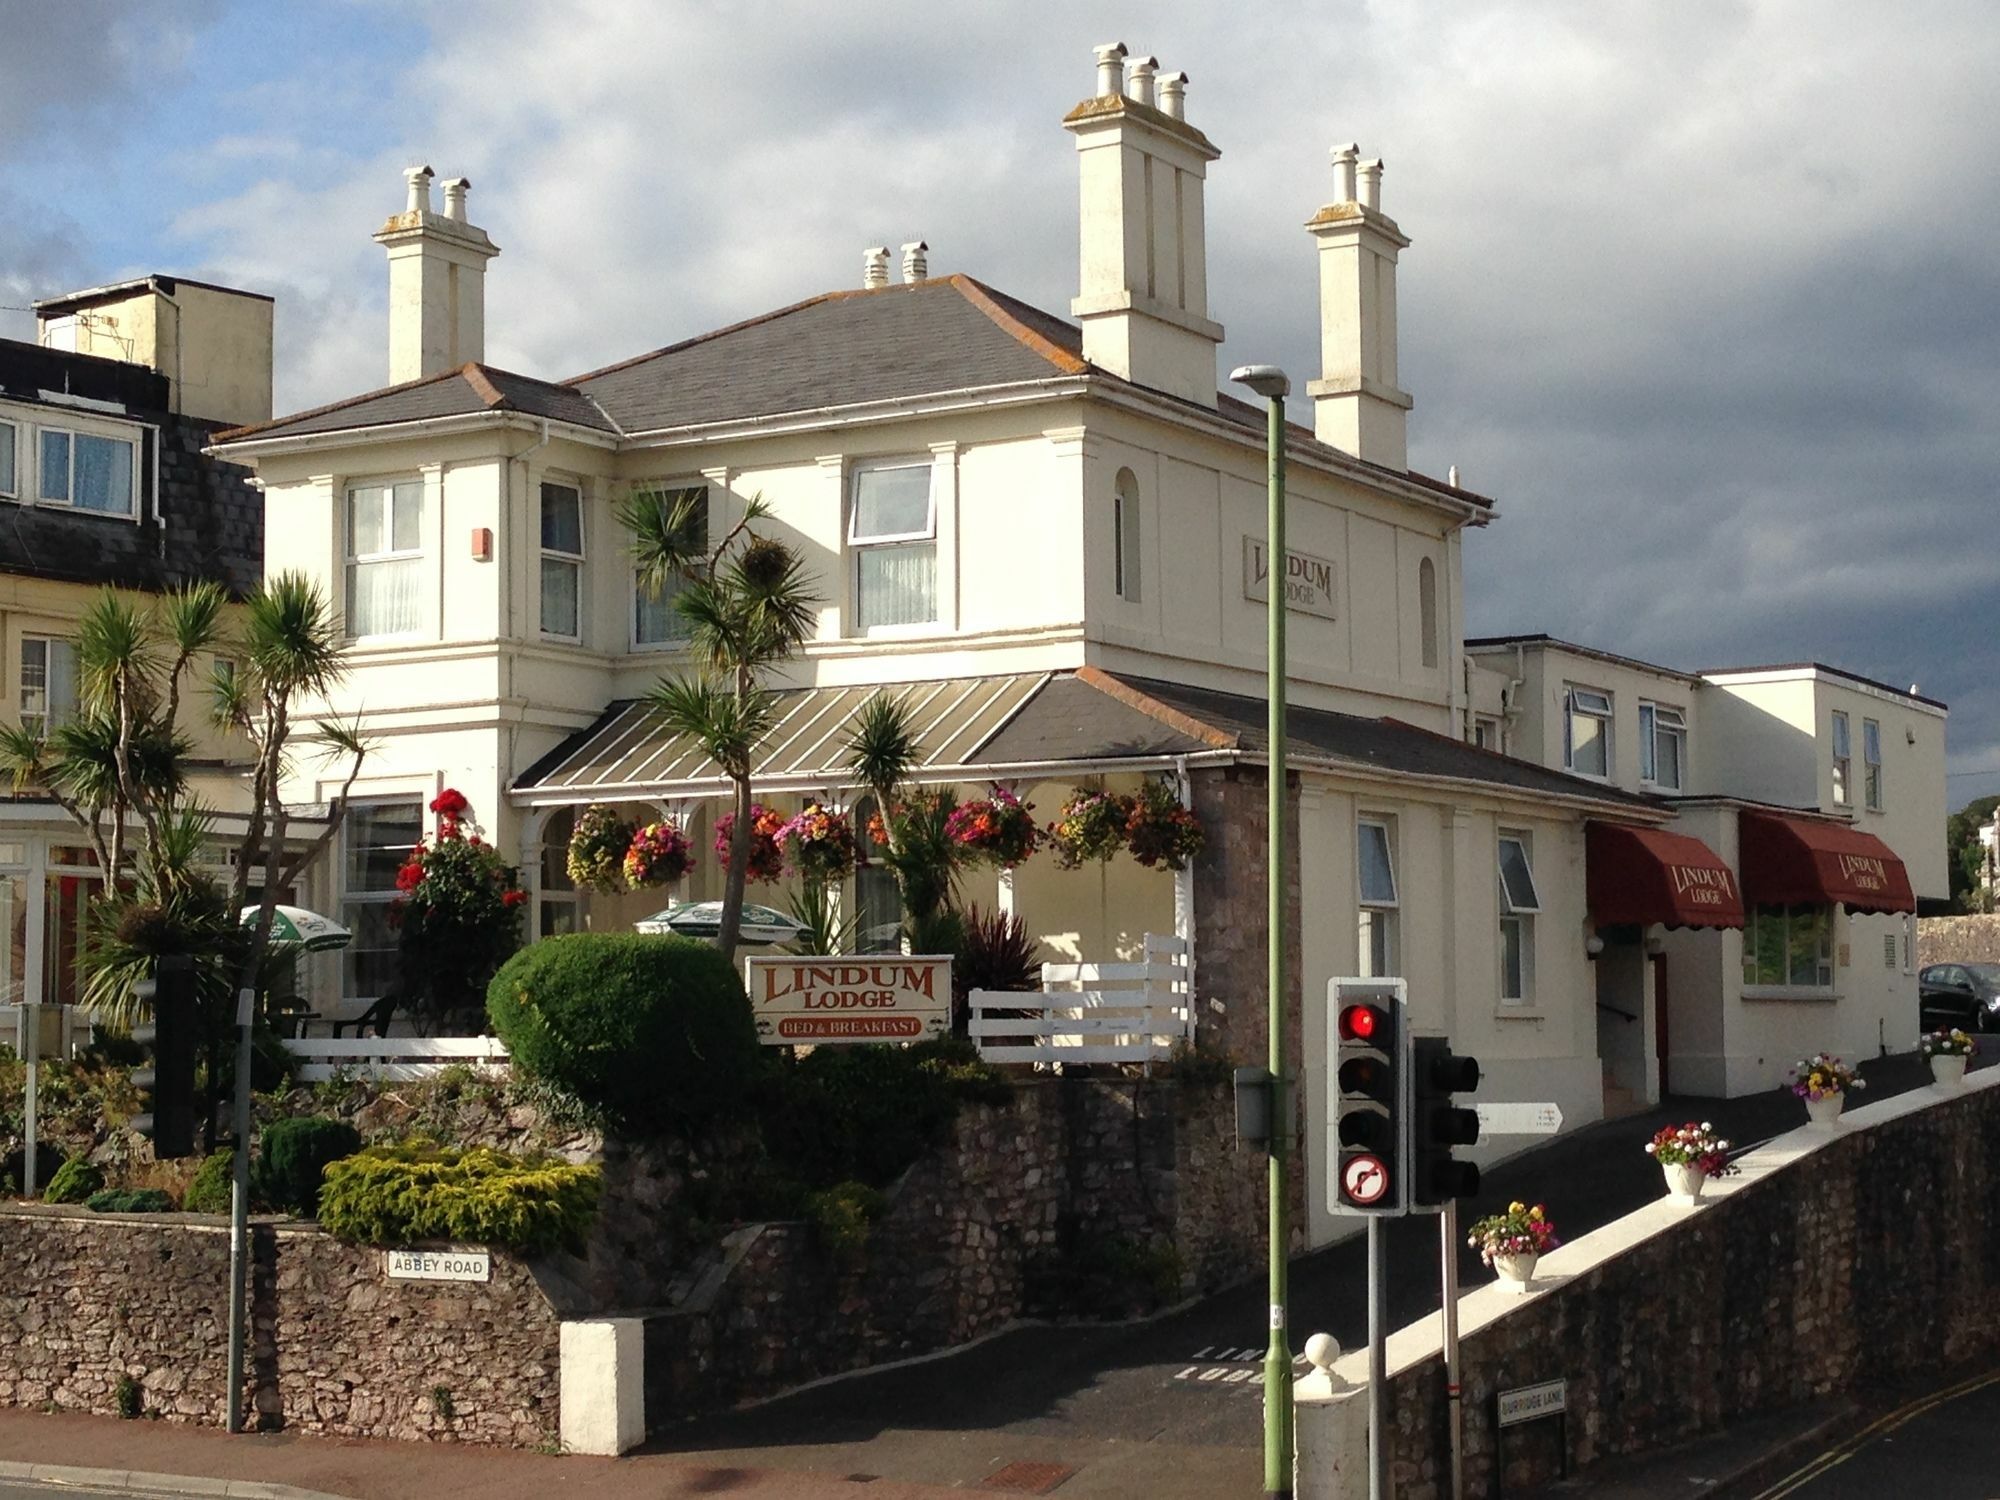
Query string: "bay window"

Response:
xmin=1563 ymin=686 xmax=1612 ymax=778
xmin=1357 ymin=817 xmax=1399 ymax=977
xmin=850 ymin=459 xmax=937 ymax=630
xmin=19 ymin=637 xmax=79 ymax=738
xmin=1497 ymin=831 xmax=1540 ymax=1005
xmin=632 ymin=484 xmax=707 ymax=648
xmin=1743 ymin=903 xmax=1833 ymax=990
xmin=1640 ymin=701 xmax=1687 ymax=790
xmin=540 ymin=481 xmax=584 ymax=640
xmin=346 ymin=480 xmax=423 ymax=638
xmin=38 ymin=426 xmax=136 ymax=515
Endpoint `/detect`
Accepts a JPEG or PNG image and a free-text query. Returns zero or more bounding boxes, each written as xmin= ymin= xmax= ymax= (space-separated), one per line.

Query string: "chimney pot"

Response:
xmin=403 ymin=164 xmax=436 ymax=215
xmin=1331 ymin=143 xmax=1360 ymax=204
xmin=1448 ymin=465 xmax=1460 ymax=488
xmin=1158 ymin=71 xmax=1188 ymax=120
xmin=1359 ymin=158 xmax=1385 ymax=211
xmin=901 ymin=240 xmax=929 ymax=284
xmin=1093 ymin=41 xmax=1129 ymax=98
xmin=863 ymin=246 xmax=890 ymax=289
xmin=442 ymin=177 xmax=470 ymax=222
xmin=1126 ymin=56 xmax=1158 ymax=108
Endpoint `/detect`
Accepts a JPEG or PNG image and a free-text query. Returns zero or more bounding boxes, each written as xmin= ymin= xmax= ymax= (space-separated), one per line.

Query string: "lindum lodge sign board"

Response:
xmin=744 ymin=955 xmax=952 ymax=1044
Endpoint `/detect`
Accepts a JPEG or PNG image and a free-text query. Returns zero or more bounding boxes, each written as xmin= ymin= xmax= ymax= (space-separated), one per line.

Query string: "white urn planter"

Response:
xmin=1491 ymin=1251 xmax=1538 ymax=1293
xmin=1930 ymin=1055 xmax=1969 ymax=1090
xmin=1661 ymin=1162 xmax=1707 ymax=1205
xmin=1804 ymin=1091 xmax=1845 ymax=1128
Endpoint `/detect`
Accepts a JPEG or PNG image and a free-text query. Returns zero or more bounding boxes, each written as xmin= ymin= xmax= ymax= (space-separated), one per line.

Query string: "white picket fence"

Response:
xmin=287 ymin=1036 xmax=511 ymax=1082
xmin=969 ymin=932 xmax=1192 ymax=1066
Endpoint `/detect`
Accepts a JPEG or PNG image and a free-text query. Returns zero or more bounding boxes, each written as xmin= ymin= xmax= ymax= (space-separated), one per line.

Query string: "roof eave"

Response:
xmin=208 ymin=408 xmax=622 ymax=460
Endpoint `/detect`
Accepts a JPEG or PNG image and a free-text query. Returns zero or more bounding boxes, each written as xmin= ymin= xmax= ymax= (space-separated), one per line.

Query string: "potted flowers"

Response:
xmin=1048 ymin=788 xmax=1134 ymax=870
xmin=946 ymin=786 xmax=1043 ymax=868
xmin=1466 ymin=1201 xmax=1559 ymax=1292
xmin=624 ymin=818 xmax=695 ymax=888
xmin=714 ymin=805 xmax=788 ymax=884
xmin=1644 ymin=1121 xmax=1737 ymax=1204
xmin=1920 ymin=1028 xmax=1977 ymax=1090
xmin=566 ymin=803 xmax=635 ymax=892
xmin=776 ymin=802 xmax=858 ymax=884
xmin=1123 ymin=781 xmax=1207 ymax=870
xmin=1789 ymin=1053 xmax=1864 ymax=1127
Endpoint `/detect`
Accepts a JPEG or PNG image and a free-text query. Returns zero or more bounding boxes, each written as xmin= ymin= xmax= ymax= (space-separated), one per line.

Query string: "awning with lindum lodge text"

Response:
xmin=1737 ymin=811 xmax=1916 ymax=915
xmin=1586 ymin=822 xmax=1744 ymax=930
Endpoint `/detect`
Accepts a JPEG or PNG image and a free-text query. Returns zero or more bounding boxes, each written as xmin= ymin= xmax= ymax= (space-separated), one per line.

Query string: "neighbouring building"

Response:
xmin=208 ymin=47 xmax=1943 ymax=1246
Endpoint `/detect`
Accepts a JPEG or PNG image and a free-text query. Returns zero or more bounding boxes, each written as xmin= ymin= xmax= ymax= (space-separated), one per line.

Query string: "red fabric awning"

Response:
xmin=1587 ymin=823 xmax=1745 ymax=930
xmin=1737 ymin=811 xmax=1916 ymax=915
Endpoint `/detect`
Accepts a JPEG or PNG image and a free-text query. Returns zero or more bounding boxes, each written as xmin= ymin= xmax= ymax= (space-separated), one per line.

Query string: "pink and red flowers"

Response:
xmin=714 ymin=804 xmax=787 ymax=883
xmin=624 ymin=818 xmax=695 ymax=887
xmin=1643 ymin=1121 xmax=1738 ymax=1178
xmin=775 ymin=802 xmax=857 ymax=884
xmin=946 ymin=786 xmax=1043 ymax=868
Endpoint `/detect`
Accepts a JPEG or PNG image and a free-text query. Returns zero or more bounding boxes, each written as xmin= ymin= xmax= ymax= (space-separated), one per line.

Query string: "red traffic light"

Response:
xmin=1338 ymin=1003 xmax=1388 ymax=1042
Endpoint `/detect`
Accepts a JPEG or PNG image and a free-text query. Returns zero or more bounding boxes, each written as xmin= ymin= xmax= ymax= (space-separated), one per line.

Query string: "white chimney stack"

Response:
xmin=1063 ymin=41 xmax=1224 ymax=407
xmin=901 ymin=240 xmax=929 ymax=284
xmin=1305 ymin=142 xmax=1412 ymax=469
xmin=863 ymin=246 xmax=890 ymax=289
xmin=1158 ymin=71 xmax=1188 ymax=121
xmin=373 ymin=164 xmax=500 ymax=384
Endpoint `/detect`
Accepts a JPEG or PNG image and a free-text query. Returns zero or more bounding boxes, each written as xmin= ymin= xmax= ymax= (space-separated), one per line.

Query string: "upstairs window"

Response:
xmin=1472 ymin=715 xmax=1503 ymax=753
xmin=0 ymin=420 xmax=16 ymax=499
xmin=1563 ymin=686 xmax=1613 ymax=778
xmin=1830 ymin=711 xmax=1852 ymax=807
xmin=1497 ymin=832 xmax=1540 ymax=1005
xmin=1357 ymin=817 xmax=1399 ymax=978
xmin=1640 ymin=702 xmax=1687 ymax=791
xmin=19 ymin=637 xmax=79 ymax=738
xmin=850 ymin=459 xmax=937 ymax=630
xmin=632 ymin=485 xmax=707 ymax=648
xmin=346 ymin=481 xmax=424 ymax=638
xmin=1863 ymin=718 xmax=1883 ymax=811
xmin=38 ymin=426 xmax=135 ymax=515
xmin=540 ymin=481 xmax=584 ymax=640
xmin=1113 ymin=467 xmax=1141 ymax=603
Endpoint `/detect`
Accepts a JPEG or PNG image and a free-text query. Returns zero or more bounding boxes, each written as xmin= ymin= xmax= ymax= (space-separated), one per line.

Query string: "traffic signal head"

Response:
xmin=1410 ymin=1036 xmax=1481 ymax=1209
xmin=1330 ymin=983 xmax=1406 ymax=1217
xmin=130 ymin=958 xmax=197 ymax=1160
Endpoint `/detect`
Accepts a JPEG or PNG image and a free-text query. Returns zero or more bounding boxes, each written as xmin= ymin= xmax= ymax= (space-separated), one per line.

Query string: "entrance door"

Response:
xmin=1652 ymin=953 xmax=1670 ymax=1098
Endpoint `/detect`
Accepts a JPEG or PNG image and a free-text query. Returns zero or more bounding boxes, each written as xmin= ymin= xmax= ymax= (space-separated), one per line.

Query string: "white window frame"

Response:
xmin=539 ymin=480 xmax=585 ymax=642
xmin=1741 ymin=903 xmax=1835 ymax=993
xmin=1863 ymin=717 xmax=1883 ymax=811
xmin=19 ymin=636 xmax=79 ymax=739
xmin=1639 ymin=701 xmax=1687 ymax=791
xmin=1497 ymin=831 xmax=1540 ymax=1006
xmin=1356 ymin=816 xmax=1400 ymax=979
xmin=1113 ymin=468 xmax=1141 ymax=603
xmin=0 ymin=417 xmax=17 ymax=500
xmin=1472 ymin=715 xmax=1503 ymax=753
xmin=34 ymin=419 xmax=139 ymax=519
xmin=848 ymin=457 xmax=939 ymax=633
xmin=1830 ymin=711 xmax=1852 ymax=807
xmin=1563 ymin=685 xmax=1613 ymax=779
xmin=630 ymin=483 xmax=708 ymax=652
xmin=344 ymin=479 xmax=425 ymax=640
xmin=339 ymin=797 xmax=425 ymax=1004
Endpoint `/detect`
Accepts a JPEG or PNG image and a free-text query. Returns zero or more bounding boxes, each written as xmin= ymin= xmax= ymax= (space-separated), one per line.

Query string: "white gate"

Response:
xmin=969 ymin=932 xmax=1191 ymax=1065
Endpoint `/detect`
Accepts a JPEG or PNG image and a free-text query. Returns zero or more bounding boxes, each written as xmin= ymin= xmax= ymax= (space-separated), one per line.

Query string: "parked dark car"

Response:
xmin=1918 ymin=963 xmax=2000 ymax=1031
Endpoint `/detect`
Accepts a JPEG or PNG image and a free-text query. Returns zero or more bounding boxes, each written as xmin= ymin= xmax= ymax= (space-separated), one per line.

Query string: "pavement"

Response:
xmin=0 ymin=1045 xmax=1982 ymax=1499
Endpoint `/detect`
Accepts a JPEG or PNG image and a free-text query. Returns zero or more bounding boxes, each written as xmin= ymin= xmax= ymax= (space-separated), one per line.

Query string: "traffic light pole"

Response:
xmin=1262 ymin=383 xmax=1292 ymax=1499
xmin=225 ymin=986 xmax=254 ymax=1433
xmin=1368 ymin=1214 xmax=1389 ymax=1500
xmin=1442 ymin=1199 xmax=1464 ymax=1500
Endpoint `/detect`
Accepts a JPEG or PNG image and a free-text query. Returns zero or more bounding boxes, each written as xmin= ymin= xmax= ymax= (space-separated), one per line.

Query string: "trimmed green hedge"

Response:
xmin=86 ymin=1188 xmax=173 ymax=1214
xmin=318 ymin=1141 xmax=601 ymax=1255
xmin=253 ymin=1116 xmax=360 ymax=1217
xmin=486 ymin=933 xmax=760 ymax=1131
xmin=42 ymin=1155 xmax=104 ymax=1205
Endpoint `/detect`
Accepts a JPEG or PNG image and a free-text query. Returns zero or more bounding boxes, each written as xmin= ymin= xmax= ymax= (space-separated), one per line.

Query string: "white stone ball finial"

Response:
xmin=1305 ymin=1331 xmax=1340 ymax=1371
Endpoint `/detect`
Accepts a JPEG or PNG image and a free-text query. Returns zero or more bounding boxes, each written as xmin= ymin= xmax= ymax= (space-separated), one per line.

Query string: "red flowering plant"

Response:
xmin=776 ymin=802 xmax=857 ymax=884
xmin=624 ymin=818 xmax=695 ymax=888
xmin=1123 ymin=780 xmax=1206 ymax=870
xmin=946 ymin=785 xmax=1043 ymax=868
xmin=1643 ymin=1121 xmax=1738 ymax=1179
xmin=713 ymin=804 xmax=787 ymax=883
xmin=1047 ymin=788 xmax=1134 ymax=870
xmin=393 ymin=790 xmax=526 ymax=1030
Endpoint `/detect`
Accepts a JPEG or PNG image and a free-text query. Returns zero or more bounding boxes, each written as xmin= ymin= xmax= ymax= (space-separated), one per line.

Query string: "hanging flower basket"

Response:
xmin=714 ymin=805 xmax=788 ymax=884
xmin=946 ymin=786 xmax=1043 ymax=868
xmin=776 ymin=802 xmax=857 ymax=884
xmin=1124 ymin=781 xmax=1206 ymax=871
xmin=1048 ymin=789 xmax=1134 ymax=870
xmin=624 ymin=819 xmax=695 ymax=888
xmin=566 ymin=803 xmax=636 ymax=893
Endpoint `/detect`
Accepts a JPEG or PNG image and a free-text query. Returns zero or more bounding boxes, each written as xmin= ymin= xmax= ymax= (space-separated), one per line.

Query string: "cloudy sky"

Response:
xmin=6 ymin=2 xmax=1997 ymax=805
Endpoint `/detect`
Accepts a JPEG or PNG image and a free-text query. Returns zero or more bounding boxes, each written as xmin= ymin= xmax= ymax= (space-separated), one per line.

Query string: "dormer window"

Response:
xmin=849 ymin=459 xmax=937 ymax=631
xmin=37 ymin=425 xmax=136 ymax=516
xmin=346 ymin=480 xmax=424 ymax=639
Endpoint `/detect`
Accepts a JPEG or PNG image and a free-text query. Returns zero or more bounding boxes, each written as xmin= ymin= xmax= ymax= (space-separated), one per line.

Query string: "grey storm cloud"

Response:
xmin=9 ymin=0 xmax=2000 ymax=798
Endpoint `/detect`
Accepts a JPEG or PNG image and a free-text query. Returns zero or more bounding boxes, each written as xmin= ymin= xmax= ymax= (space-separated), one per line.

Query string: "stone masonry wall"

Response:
xmin=646 ymin=1074 xmax=1259 ymax=1420
xmin=0 ymin=1209 xmax=560 ymax=1446
xmin=1918 ymin=914 xmax=2000 ymax=966
xmin=1383 ymin=1084 xmax=2000 ymax=1497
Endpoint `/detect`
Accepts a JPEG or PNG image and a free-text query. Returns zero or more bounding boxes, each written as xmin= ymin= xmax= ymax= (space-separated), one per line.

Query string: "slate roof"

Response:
xmin=0 ymin=339 xmax=263 ymax=597
xmin=216 ymin=361 xmax=617 ymax=443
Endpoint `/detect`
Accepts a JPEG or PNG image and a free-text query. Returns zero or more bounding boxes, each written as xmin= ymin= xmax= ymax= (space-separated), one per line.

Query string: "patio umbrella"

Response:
xmin=635 ymin=901 xmax=807 ymax=946
xmin=238 ymin=904 xmax=353 ymax=952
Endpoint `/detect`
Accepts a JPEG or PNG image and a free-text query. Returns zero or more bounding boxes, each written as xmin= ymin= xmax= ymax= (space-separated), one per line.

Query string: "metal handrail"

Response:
xmin=1596 ymin=1001 xmax=1640 ymax=1024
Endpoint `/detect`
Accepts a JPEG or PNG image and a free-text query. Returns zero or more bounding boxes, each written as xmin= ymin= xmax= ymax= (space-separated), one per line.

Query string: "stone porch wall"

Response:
xmin=0 ymin=1209 xmax=560 ymax=1446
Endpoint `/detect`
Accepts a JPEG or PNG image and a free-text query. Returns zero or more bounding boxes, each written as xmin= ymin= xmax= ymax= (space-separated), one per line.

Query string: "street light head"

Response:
xmin=1229 ymin=363 xmax=1290 ymax=400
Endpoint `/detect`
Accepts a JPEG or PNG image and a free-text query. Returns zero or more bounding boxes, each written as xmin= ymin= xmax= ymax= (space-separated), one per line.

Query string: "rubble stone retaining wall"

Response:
xmin=1918 ymin=914 xmax=2000 ymax=966
xmin=0 ymin=1210 xmax=560 ymax=1446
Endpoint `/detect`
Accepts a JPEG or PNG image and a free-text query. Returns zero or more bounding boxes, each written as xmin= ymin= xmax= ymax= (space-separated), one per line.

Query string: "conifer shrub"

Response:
xmin=486 ymin=933 xmax=760 ymax=1131
xmin=182 ymin=1150 xmax=234 ymax=1214
xmin=318 ymin=1140 xmax=601 ymax=1255
xmin=253 ymin=1117 xmax=362 ymax=1217
xmin=42 ymin=1154 xmax=104 ymax=1205
xmin=85 ymin=1188 xmax=174 ymax=1214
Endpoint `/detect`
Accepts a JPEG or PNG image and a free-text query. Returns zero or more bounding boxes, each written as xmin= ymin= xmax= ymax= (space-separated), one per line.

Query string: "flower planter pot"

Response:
xmin=1805 ymin=1091 xmax=1845 ymax=1128
xmin=1491 ymin=1251 xmax=1538 ymax=1293
xmin=1930 ymin=1055 xmax=1968 ymax=1090
xmin=1661 ymin=1161 xmax=1706 ymax=1205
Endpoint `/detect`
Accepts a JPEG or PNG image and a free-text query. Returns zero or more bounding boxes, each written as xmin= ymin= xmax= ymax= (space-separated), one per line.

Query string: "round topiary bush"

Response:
xmin=182 ymin=1150 xmax=234 ymax=1214
xmin=487 ymin=933 xmax=761 ymax=1132
xmin=253 ymin=1117 xmax=362 ymax=1218
xmin=42 ymin=1154 xmax=104 ymax=1205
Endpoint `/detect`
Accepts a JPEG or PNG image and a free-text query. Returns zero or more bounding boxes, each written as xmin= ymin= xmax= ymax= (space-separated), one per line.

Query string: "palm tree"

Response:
xmin=841 ymin=692 xmax=965 ymax=947
xmin=624 ymin=489 xmax=817 ymax=962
